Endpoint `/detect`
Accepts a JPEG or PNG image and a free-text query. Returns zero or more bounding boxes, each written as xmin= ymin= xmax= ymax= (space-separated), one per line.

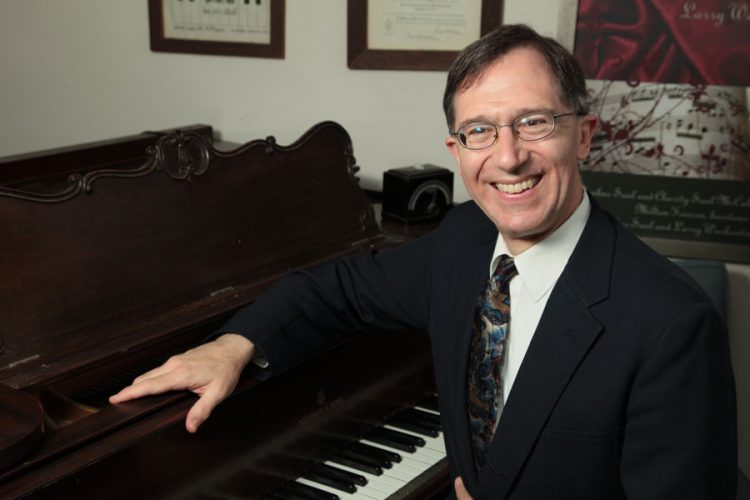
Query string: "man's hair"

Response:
xmin=442 ymin=24 xmax=589 ymax=131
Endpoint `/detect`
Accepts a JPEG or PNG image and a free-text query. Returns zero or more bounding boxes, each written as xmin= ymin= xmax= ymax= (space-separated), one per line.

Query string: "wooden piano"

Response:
xmin=0 ymin=122 xmax=450 ymax=499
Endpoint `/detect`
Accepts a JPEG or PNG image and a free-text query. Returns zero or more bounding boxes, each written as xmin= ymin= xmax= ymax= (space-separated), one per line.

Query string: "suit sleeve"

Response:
xmin=218 ymin=230 xmax=438 ymax=377
xmin=620 ymin=302 xmax=737 ymax=499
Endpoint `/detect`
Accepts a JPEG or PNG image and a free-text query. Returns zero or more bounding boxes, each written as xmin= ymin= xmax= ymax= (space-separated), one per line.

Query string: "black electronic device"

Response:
xmin=382 ymin=164 xmax=453 ymax=222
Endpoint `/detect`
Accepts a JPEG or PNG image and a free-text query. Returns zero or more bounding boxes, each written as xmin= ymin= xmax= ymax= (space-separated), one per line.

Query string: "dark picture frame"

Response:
xmin=148 ymin=0 xmax=285 ymax=59
xmin=348 ymin=0 xmax=503 ymax=70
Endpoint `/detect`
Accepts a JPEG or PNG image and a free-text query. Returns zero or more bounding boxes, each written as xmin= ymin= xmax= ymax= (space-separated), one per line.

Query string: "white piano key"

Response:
xmin=397 ymin=453 xmax=442 ymax=474
xmin=363 ymin=433 xmax=442 ymax=461
xmin=323 ymin=461 xmax=404 ymax=497
xmin=275 ymin=403 xmax=448 ymax=500
xmin=361 ymin=436 xmax=444 ymax=468
xmin=323 ymin=466 xmax=404 ymax=498
xmin=332 ymin=458 xmax=416 ymax=494
xmin=381 ymin=455 xmax=424 ymax=475
xmin=295 ymin=477 xmax=378 ymax=500
xmin=359 ymin=439 xmax=440 ymax=480
xmin=414 ymin=405 xmax=440 ymax=416
xmin=383 ymin=424 xmax=447 ymax=454
xmin=347 ymin=442 xmax=417 ymax=476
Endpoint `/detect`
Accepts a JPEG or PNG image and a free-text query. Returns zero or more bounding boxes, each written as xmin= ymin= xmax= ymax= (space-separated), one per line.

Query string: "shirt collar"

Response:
xmin=489 ymin=191 xmax=591 ymax=301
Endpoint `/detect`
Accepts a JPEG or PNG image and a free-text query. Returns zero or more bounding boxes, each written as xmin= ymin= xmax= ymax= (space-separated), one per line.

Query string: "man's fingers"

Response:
xmin=110 ymin=354 xmax=201 ymax=404
xmin=131 ymin=353 xmax=189 ymax=385
xmin=184 ymin=387 xmax=226 ymax=433
xmin=108 ymin=334 xmax=255 ymax=433
xmin=109 ymin=370 xmax=192 ymax=404
xmin=131 ymin=364 xmax=169 ymax=385
xmin=454 ymin=477 xmax=473 ymax=500
xmin=109 ymin=380 xmax=162 ymax=404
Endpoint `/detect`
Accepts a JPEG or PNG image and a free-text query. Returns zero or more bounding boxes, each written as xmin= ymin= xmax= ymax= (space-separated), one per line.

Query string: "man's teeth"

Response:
xmin=494 ymin=177 xmax=538 ymax=194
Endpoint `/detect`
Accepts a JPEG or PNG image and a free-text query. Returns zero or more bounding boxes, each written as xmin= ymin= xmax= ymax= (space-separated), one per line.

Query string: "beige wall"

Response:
xmin=1 ymin=0 xmax=747 ymax=475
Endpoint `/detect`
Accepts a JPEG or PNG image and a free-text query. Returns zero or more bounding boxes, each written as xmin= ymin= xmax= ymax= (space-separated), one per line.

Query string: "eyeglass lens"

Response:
xmin=457 ymin=112 xmax=563 ymax=149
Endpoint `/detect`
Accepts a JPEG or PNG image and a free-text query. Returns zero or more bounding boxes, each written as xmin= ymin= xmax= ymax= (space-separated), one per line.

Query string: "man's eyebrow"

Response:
xmin=455 ymin=107 xmax=556 ymax=130
xmin=455 ymin=114 xmax=494 ymax=131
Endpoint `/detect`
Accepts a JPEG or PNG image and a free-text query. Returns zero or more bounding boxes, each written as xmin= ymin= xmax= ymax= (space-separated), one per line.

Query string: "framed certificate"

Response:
xmin=148 ymin=0 xmax=284 ymax=58
xmin=348 ymin=0 xmax=503 ymax=70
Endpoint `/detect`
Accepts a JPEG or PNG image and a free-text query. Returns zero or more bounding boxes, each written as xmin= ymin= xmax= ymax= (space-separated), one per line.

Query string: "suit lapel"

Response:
xmin=475 ymin=199 xmax=616 ymax=499
xmin=476 ymin=281 xmax=603 ymax=498
xmin=442 ymin=216 xmax=497 ymax=488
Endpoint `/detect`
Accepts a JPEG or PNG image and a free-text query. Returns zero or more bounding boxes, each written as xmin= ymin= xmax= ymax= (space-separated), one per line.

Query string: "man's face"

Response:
xmin=446 ymin=47 xmax=597 ymax=255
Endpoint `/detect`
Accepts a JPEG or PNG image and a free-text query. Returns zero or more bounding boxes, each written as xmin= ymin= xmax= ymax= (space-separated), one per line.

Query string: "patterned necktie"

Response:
xmin=467 ymin=254 xmax=517 ymax=470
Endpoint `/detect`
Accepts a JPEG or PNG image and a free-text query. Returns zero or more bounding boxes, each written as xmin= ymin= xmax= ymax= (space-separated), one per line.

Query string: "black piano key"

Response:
xmin=284 ymin=481 xmax=339 ymax=500
xmin=392 ymin=409 xmax=441 ymax=431
xmin=365 ymin=433 xmax=415 ymax=453
xmin=388 ymin=416 xmax=440 ymax=438
xmin=376 ymin=427 xmax=427 ymax=447
xmin=420 ymin=394 xmax=440 ymax=412
xmin=312 ymin=463 xmax=367 ymax=487
xmin=302 ymin=469 xmax=356 ymax=494
xmin=267 ymin=399 xmax=446 ymax=500
xmin=368 ymin=428 xmax=424 ymax=452
xmin=330 ymin=454 xmax=383 ymax=475
xmin=337 ymin=447 xmax=392 ymax=469
xmin=349 ymin=441 xmax=402 ymax=463
xmin=402 ymin=407 xmax=442 ymax=429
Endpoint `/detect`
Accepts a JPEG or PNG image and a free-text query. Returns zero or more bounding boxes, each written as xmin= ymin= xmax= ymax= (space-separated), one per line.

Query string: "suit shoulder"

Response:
xmin=437 ymin=201 xmax=494 ymax=236
xmin=611 ymin=222 xmax=718 ymax=317
xmin=575 ymin=204 xmax=720 ymax=329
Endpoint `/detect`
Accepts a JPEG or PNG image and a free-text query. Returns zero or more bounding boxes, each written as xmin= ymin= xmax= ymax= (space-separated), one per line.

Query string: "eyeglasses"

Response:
xmin=450 ymin=111 xmax=580 ymax=150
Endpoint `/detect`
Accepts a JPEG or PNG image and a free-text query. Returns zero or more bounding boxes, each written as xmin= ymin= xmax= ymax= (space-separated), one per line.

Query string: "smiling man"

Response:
xmin=112 ymin=25 xmax=737 ymax=499
xmin=445 ymin=46 xmax=596 ymax=256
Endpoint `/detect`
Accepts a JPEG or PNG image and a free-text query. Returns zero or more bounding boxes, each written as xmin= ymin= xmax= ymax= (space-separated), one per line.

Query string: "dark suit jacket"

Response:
xmin=223 ymin=196 xmax=737 ymax=499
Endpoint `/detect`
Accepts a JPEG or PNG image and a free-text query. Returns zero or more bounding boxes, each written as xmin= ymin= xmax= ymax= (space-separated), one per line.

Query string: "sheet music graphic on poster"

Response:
xmin=584 ymin=81 xmax=750 ymax=181
xmin=164 ymin=0 xmax=271 ymax=44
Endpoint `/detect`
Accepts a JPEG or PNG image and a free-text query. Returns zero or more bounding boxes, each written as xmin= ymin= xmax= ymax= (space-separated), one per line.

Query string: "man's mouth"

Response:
xmin=492 ymin=176 xmax=540 ymax=194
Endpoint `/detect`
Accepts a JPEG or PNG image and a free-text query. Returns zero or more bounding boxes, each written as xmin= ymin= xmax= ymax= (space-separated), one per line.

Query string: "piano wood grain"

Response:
xmin=0 ymin=122 xmax=448 ymax=499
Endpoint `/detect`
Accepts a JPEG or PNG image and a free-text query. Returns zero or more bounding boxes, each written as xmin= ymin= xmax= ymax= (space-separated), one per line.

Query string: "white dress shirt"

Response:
xmin=488 ymin=192 xmax=591 ymax=400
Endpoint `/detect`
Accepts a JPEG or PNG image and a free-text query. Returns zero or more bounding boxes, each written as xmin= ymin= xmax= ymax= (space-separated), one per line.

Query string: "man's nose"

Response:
xmin=489 ymin=125 xmax=527 ymax=171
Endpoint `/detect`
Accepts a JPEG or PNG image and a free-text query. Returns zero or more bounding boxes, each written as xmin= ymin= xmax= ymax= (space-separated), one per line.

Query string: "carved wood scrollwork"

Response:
xmin=0 ymin=122 xmax=363 ymax=206
xmin=0 ymin=131 xmax=212 ymax=203
xmin=151 ymin=130 xmax=210 ymax=181
xmin=264 ymin=136 xmax=277 ymax=155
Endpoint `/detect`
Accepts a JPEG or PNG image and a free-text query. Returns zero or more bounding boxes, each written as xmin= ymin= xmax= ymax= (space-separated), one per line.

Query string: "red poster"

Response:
xmin=575 ymin=0 xmax=750 ymax=86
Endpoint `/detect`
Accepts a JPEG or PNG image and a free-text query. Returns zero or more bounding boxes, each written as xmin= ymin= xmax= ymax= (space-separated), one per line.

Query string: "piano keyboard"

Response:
xmin=266 ymin=402 xmax=447 ymax=500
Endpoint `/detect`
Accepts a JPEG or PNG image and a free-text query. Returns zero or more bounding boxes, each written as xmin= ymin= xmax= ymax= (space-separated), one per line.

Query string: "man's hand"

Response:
xmin=109 ymin=333 xmax=255 ymax=433
xmin=454 ymin=477 xmax=474 ymax=500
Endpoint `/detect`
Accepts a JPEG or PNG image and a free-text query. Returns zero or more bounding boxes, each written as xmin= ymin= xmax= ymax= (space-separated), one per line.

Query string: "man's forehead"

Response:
xmin=459 ymin=47 xmax=554 ymax=92
xmin=453 ymin=49 xmax=561 ymax=119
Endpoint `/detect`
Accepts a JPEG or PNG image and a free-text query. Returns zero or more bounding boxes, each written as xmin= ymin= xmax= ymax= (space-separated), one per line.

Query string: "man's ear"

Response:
xmin=445 ymin=135 xmax=461 ymax=164
xmin=577 ymin=114 xmax=598 ymax=160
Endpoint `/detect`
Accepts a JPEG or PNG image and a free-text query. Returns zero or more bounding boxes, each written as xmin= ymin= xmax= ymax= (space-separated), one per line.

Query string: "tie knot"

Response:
xmin=493 ymin=254 xmax=517 ymax=279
